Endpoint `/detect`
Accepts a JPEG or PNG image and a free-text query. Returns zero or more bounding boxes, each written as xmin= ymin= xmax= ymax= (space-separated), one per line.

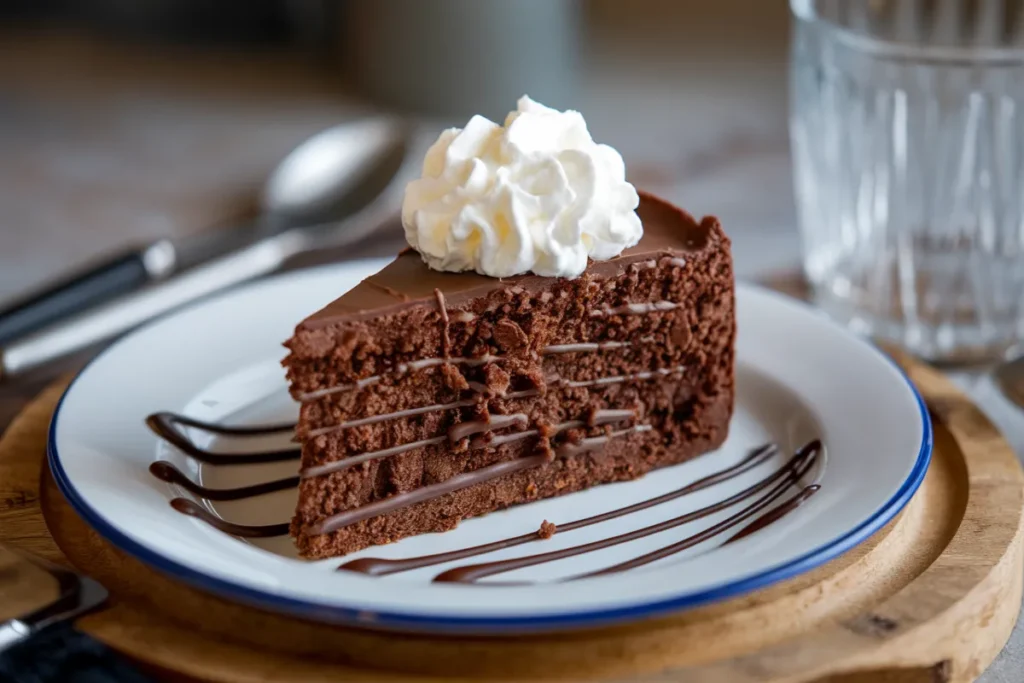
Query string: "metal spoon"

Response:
xmin=0 ymin=118 xmax=414 ymax=380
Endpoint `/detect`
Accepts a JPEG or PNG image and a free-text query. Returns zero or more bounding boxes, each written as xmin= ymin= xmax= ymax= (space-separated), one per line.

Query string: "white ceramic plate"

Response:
xmin=48 ymin=260 xmax=931 ymax=634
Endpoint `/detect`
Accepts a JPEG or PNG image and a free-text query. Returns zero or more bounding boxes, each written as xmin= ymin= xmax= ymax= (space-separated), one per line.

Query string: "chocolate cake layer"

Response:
xmin=283 ymin=192 xmax=735 ymax=559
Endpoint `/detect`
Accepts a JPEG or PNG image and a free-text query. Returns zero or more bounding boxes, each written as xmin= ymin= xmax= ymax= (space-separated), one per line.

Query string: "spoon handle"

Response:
xmin=0 ymin=231 xmax=306 ymax=380
xmin=0 ymin=241 xmax=177 ymax=347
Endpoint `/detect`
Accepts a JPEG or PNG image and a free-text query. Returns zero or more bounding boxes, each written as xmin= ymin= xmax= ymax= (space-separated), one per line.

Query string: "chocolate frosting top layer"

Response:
xmin=302 ymin=191 xmax=718 ymax=329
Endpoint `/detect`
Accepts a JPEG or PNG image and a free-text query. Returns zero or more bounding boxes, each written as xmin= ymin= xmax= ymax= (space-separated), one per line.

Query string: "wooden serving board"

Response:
xmin=1 ymin=352 xmax=1022 ymax=683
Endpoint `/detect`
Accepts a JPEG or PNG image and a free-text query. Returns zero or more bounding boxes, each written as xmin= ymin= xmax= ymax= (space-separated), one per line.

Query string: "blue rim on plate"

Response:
xmin=46 ymin=293 xmax=933 ymax=635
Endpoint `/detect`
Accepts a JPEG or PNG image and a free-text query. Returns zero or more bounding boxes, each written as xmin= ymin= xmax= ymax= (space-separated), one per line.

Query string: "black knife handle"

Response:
xmin=0 ymin=243 xmax=175 ymax=346
xmin=0 ymin=622 xmax=151 ymax=683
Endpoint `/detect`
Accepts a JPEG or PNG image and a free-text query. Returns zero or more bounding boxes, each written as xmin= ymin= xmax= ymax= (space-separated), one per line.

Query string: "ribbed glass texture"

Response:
xmin=790 ymin=0 xmax=1024 ymax=362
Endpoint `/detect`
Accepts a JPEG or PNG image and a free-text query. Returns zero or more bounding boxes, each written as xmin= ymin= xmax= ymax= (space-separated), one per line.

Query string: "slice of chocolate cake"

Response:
xmin=283 ymin=98 xmax=735 ymax=559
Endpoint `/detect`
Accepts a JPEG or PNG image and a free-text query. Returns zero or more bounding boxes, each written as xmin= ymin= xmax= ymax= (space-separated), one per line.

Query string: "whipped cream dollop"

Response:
xmin=401 ymin=96 xmax=642 ymax=279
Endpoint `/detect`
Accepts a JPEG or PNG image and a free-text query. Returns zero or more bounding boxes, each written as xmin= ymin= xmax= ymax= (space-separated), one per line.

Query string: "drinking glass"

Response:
xmin=789 ymin=0 xmax=1024 ymax=363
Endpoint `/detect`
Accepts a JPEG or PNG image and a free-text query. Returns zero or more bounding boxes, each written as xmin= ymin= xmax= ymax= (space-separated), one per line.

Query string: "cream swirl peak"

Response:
xmin=401 ymin=96 xmax=642 ymax=279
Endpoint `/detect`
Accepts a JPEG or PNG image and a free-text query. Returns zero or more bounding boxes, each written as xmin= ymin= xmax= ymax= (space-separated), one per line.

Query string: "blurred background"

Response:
xmin=0 ymin=0 xmax=794 ymax=305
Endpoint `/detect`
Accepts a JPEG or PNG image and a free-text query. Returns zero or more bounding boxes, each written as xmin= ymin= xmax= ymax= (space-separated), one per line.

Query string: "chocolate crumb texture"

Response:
xmin=537 ymin=520 xmax=557 ymax=539
xmin=283 ymin=192 xmax=735 ymax=559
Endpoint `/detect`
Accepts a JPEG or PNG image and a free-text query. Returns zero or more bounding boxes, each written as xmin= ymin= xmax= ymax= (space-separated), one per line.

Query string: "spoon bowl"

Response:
xmin=264 ymin=118 xmax=411 ymax=222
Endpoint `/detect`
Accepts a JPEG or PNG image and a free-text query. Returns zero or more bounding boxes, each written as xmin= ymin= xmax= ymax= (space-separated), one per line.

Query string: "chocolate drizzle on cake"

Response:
xmin=543 ymin=341 xmax=630 ymax=354
xmin=434 ymin=288 xmax=451 ymax=358
xmin=300 ymin=366 xmax=684 ymax=440
xmin=295 ymin=343 xmax=642 ymax=403
xmin=297 ymin=408 xmax=639 ymax=479
xmin=304 ymin=398 xmax=480 ymax=438
xmin=448 ymin=413 xmax=528 ymax=442
xmin=589 ymin=301 xmax=679 ymax=317
xmin=553 ymin=427 xmax=650 ymax=458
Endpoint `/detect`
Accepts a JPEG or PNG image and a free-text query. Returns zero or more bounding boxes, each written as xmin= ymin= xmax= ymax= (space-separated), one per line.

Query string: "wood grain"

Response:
xmin=0 ymin=545 xmax=59 ymax=622
xmin=0 ymin=355 xmax=1021 ymax=682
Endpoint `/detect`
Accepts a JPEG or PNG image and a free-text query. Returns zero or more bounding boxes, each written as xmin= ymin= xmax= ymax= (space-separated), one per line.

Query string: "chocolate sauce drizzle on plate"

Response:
xmin=146 ymin=412 xmax=299 ymax=465
xmin=149 ymin=461 xmax=299 ymax=502
xmin=146 ymin=412 xmax=301 ymax=537
xmin=146 ymin=407 xmax=823 ymax=582
xmin=170 ymin=498 xmax=290 ymax=538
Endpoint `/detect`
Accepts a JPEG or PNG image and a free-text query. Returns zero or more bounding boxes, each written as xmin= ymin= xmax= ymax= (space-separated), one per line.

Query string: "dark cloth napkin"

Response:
xmin=0 ymin=623 xmax=151 ymax=683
